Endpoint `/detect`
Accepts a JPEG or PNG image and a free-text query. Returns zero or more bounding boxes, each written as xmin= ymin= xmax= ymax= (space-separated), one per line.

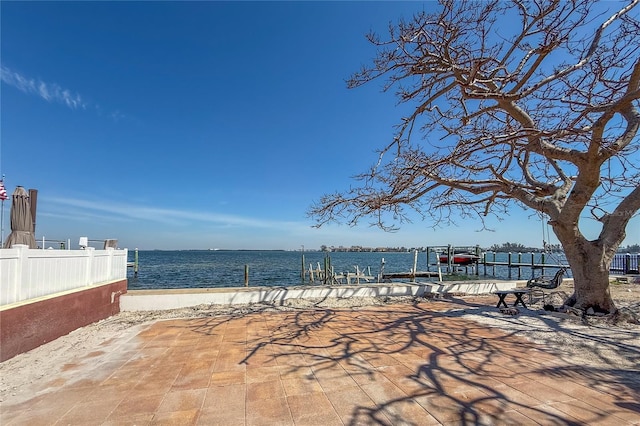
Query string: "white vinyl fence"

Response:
xmin=0 ymin=245 xmax=128 ymax=306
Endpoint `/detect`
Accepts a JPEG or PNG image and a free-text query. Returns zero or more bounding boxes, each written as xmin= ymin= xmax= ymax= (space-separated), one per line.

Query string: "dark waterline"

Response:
xmin=126 ymin=250 xmax=567 ymax=290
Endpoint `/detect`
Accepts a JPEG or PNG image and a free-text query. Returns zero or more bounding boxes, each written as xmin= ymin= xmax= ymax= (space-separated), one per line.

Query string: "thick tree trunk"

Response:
xmin=553 ymin=227 xmax=617 ymax=314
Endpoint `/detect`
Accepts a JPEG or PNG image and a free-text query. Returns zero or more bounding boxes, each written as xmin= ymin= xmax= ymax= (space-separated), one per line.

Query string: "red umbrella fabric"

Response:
xmin=3 ymin=186 xmax=37 ymax=249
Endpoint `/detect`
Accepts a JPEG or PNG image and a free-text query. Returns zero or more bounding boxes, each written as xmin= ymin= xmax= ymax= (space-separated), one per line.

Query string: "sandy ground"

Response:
xmin=1 ymin=280 xmax=639 ymax=406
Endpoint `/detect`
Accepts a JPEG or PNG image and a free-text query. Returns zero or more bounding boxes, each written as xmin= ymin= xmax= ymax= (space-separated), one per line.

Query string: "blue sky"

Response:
xmin=1 ymin=1 xmax=638 ymax=250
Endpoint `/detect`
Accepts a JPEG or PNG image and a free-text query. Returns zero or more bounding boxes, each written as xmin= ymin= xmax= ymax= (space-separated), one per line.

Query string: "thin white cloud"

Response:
xmin=1 ymin=66 xmax=88 ymax=110
xmin=45 ymin=196 xmax=308 ymax=231
xmin=39 ymin=209 xmax=131 ymax=224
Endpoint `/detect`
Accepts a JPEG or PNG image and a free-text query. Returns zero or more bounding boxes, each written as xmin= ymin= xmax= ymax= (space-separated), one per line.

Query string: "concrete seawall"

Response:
xmin=120 ymin=281 xmax=518 ymax=311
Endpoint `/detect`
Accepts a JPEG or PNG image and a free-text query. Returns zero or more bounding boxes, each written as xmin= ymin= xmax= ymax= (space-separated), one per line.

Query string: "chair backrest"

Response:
xmin=527 ymin=267 xmax=566 ymax=289
xmin=550 ymin=268 xmax=566 ymax=288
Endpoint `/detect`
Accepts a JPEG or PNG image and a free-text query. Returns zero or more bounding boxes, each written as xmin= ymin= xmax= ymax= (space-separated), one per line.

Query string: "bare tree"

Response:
xmin=310 ymin=0 xmax=640 ymax=314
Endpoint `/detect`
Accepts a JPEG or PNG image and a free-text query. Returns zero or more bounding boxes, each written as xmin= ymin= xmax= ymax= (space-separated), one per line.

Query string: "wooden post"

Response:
xmin=244 ymin=264 xmax=249 ymax=287
xmin=134 ymin=248 xmax=139 ymax=277
xmin=324 ymin=256 xmax=328 ymax=285
xmin=483 ymin=250 xmax=487 ymax=276
xmin=508 ymin=252 xmax=513 ymax=279
xmin=517 ymin=252 xmax=522 ymax=279
xmin=412 ymin=250 xmax=418 ymax=281
xmin=426 ymin=247 xmax=431 ymax=272
xmin=301 ymin=253 xmax=305 ymax=283
xmin=492 ymin=252 xmax=496 ymax=276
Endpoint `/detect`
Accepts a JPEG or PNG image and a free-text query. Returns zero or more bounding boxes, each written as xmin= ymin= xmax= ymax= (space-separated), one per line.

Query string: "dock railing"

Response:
xmin=610 ymin=253 xmax=640 ymax=275
xmin=423 ymin=247 xmax=572 ymax=279
xmin=0 ymin=244 xmax=128 ymax=306
xmin=480 ymin=251 xmax=569 ymax=279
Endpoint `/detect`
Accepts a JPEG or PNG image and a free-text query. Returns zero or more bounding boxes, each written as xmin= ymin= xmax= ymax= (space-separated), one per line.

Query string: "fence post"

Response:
xmin=120 ymin=248 xmax=128 ymax=280
xmin=85 ymin=247 xmax=95 ymax=285
xmin=15 ymin=245 xmax=29 ymax=302
xmin=106 ymin=247 xmax=113 ymax=282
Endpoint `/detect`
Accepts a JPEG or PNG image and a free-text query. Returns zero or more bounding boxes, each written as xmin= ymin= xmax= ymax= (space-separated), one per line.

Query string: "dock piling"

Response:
xmin=126 ymin=248 xmax=139 ymax=277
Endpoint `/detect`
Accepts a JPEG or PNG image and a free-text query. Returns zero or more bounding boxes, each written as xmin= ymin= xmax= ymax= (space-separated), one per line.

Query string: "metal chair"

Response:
xmin=526 ymin=267 xmax=567 ymax=304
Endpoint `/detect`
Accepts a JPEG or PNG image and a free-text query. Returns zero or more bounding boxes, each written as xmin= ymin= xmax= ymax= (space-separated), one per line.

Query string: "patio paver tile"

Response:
xmin=202 ymin=383 xmax=246 ymax=412
xmin=246 ymin=397 xmax=294 ymax=426
xmin=149 ymin=409 xmax=199 ymax=426
xmin=287 ymin=392 xmax=342 ymax=424
xmin=196 ymin=406 xmax=245 ymax=426
xmin=111 ymin=393 xmax=166 ymax=416
xmin=246 ymin=379 xmax=286 ymax=402
xmin=102 ymin=412 xmax=155 ymax=426
xmin=281 ymin=376 xmax=324 ymax=397
xmin=155 ymin=388 xmax=207 ymax=413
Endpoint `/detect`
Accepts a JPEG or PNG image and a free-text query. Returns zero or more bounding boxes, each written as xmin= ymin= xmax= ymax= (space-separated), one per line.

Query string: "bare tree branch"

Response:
xmin=309 ymin=0 xmax=640 ymax=312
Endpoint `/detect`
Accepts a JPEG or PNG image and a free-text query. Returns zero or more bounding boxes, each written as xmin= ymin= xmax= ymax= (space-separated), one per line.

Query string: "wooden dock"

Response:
xmin=299 ymin=247 xmax=636 ymax=286
xmin=382 ymin=271 xmax=441 ymax=280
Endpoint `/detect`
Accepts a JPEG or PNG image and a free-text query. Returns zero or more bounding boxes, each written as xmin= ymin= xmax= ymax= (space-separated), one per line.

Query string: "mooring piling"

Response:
xmin=126 ymin=248 xmax=139 ymax=277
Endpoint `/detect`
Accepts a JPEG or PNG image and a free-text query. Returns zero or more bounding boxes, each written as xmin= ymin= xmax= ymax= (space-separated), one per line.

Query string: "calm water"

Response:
xmin=126 ymin=250 xmax=568 ymax=290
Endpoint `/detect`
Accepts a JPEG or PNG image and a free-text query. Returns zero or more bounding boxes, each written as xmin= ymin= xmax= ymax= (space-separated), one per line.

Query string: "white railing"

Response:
xmin=0 ymin=244 xmax=128 ymax=306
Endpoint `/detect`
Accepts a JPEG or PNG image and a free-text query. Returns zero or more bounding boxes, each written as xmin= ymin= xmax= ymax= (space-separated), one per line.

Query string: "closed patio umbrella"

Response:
xmin=3 ymin=186 xmax=37 ymax=249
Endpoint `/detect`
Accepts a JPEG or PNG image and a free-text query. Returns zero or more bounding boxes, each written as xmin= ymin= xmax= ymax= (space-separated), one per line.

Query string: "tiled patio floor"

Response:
xmin=2 ymin=299 xmax=639 ymax=425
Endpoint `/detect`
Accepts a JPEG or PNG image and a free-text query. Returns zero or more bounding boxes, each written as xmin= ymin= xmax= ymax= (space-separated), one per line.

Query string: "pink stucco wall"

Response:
xmin=0 ymin=280 xmax=127 ymax=362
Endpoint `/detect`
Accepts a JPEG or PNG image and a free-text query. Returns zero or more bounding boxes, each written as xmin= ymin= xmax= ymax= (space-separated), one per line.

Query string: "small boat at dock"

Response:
xmin=438 ymin=252 xmax=480 ymax=265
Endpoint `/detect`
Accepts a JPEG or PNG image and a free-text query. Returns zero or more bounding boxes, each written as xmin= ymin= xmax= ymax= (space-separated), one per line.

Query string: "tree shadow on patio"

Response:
xmin=196 ymin=297 xmax=640 ymax=425
xmin=170 ymin=294 xmax=639 ymax=424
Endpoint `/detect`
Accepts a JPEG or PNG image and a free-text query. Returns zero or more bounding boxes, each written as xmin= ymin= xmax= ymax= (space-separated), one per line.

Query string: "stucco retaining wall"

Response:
xmin=0 ymin=279 xmax=127 ymax=362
